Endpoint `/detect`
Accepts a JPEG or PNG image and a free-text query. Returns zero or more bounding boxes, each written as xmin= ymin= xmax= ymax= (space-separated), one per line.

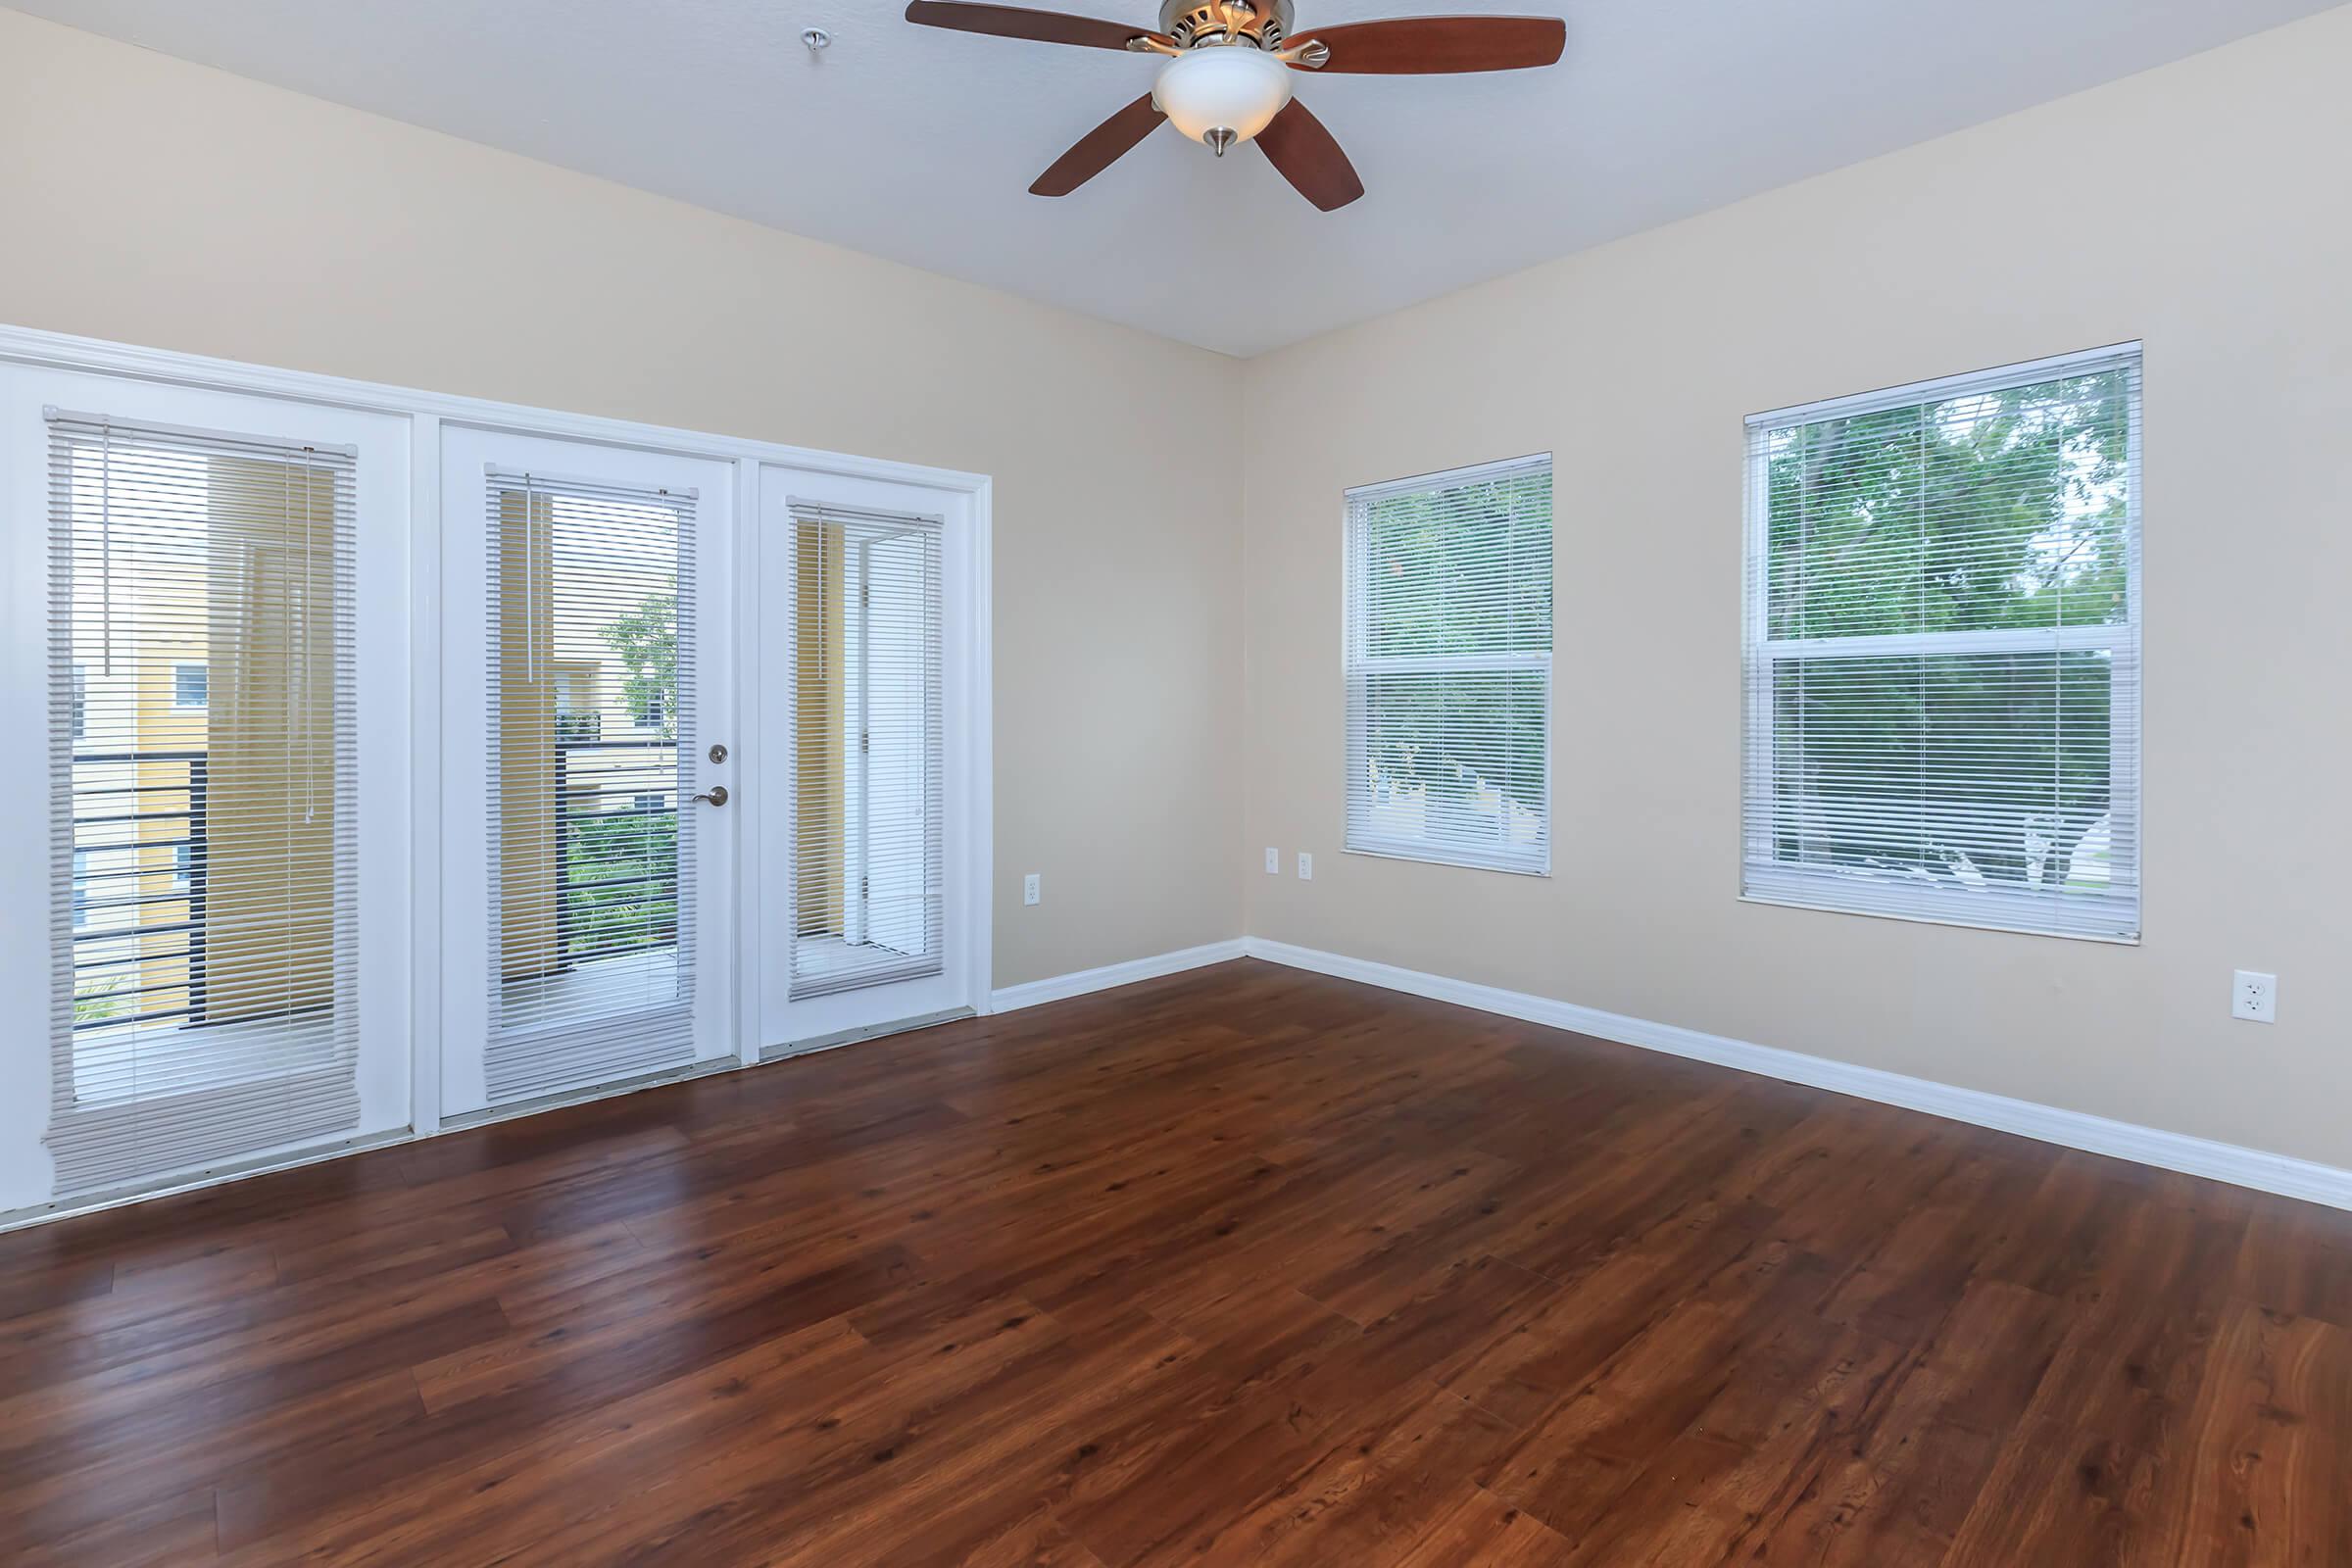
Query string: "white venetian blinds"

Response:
xmin=484 ymin=469 xmax=698 ymax=1101
xmin=1344 ymin=456 xmax=1553 ymax=875
xmin=787 ymin=502 xmax=945 ymax=1001
xmin=45 ymin=410 xmax=360 ymax=1195
xmin=1741 ymin=347 xmax=2142 ymax=940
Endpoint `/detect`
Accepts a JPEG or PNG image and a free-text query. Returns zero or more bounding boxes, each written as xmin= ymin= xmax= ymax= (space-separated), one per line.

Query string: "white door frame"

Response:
xmin=435 ymin=428 xmax=739 ymax=1118
xmin=744 ymin=466 xmax=991 ymax=1055
xmin=0 ymin=322 xmax=992 ymax=1165
xmin=0 ymin=362 xmax=414 ymax=1217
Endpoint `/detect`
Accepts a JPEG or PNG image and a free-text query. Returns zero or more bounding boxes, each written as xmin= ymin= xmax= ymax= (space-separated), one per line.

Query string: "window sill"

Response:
xmin=1344 ymin=840 xmax=1551 ymax=879
xmin=1738 ymin=883 xmax=2139 ymax=946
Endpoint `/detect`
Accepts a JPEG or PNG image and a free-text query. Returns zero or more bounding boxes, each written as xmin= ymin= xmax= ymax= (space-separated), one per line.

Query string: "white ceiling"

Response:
xmin=11 ymin=0 xmax=2339 ymax=356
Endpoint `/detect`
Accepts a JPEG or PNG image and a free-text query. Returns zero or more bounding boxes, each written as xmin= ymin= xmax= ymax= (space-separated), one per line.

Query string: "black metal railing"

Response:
xmin=69 ymin=750 xmax=208 ymax=1033
xmin=552 ymin=738 xmax=679 ymax=970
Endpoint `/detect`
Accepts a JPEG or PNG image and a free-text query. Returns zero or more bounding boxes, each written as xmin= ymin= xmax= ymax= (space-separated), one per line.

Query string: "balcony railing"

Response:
xmin=73 ymin=740 xmax=680 ymax=1020
xmin=552 ymin=738 xmax=678 ymax=970
xmin=70 ymin=750 xmax=209 ymax=1034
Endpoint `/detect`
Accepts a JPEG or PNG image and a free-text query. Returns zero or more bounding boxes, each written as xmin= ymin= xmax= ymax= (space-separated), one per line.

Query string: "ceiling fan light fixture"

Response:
xmin=904 ymin=1 xmax=1566 ymax=210
xmin=1152 ymin=45 xmax=1294 ymax=151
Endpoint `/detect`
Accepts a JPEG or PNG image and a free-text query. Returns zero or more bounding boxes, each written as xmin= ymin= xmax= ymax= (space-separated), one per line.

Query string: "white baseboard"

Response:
xmin=1241 ymin=937 xmax=2352 ymax=1213
xmin=990 ymin=939 xmax=1250 ymax=1014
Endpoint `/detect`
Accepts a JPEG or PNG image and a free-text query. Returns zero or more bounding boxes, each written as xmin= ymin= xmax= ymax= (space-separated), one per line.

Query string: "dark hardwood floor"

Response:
xmin=3 ymin=958 xmax=2349 ymax=1565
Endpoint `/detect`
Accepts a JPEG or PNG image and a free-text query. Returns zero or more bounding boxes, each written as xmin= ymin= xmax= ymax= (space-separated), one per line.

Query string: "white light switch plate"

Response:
xmin=1264 ymin=847 xmax=1280 ymax=874
xmin=2233 ymin=970 xmax=2277 ymax=1023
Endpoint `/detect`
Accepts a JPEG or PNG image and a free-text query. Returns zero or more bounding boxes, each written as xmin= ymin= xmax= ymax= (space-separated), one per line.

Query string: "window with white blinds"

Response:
xmin=45 ymin=410 xmax=359 ymax=1195
xmin=1742 ymin=347 xmax=2142 ymax=940
xmin=788 ymin=502 xmax=945 ymax=1000
xmin=1344 ymin=456 xmax=1552 ymax=875
xmin=484 ymin=469 xmax=698 ymax=1101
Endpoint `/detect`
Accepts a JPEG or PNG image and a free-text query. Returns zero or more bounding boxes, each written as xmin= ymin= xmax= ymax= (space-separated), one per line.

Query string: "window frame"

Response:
xmin=1740 ymin=343 xmax=2143 ymax=942
xmin=1343 ymin=453 xmax=1555 ymax=878
xmin=171 ymin=662 xmax=208 ymax=711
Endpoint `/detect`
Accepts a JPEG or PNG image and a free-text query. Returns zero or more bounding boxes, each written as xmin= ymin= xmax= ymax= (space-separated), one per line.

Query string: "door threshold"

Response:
xmin=761 ymin=1006 xmax=976 ymax=1064
xmin=439 ymin=1054 xmax=742 ymax=1133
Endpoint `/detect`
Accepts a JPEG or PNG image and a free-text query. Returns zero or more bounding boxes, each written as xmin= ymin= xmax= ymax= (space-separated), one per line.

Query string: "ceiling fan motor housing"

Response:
xmin=1159 ymin=0 xmax=1293 ymax=51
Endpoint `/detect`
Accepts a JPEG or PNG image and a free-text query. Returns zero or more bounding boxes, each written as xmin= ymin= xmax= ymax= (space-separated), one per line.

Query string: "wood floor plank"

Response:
xmin=592 ymin=1308 xmax=1192 ymax=1567
xmin=1474 ymin=1237 xmax=1847 ymax=1536
xmin=1385 ymin=1483 xmax=1575 ymax=1566
xmin=1148 ymin=1381 xmax=1523 ymax=1566
xmin=11 ymin=1485 xmax=220 ymax=1568
xmin=2138 ymin=1301 xmax=2352 ymax=1567
xmin=2236 ymin=1200 xmax=2352 ymax=1330
xmin=1 ymin=958 xmax=2344 ymax=1564
xmin=1552 ymin=1319 xmax=1903 ymax=1565
xmin=213 ymin=1315 xmax=882 ymax=1563
xmin=1761 ymin=1278 xmax=2072 ymax=1564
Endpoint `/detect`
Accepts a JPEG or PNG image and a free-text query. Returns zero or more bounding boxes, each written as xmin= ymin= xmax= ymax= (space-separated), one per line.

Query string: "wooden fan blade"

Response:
xmin=1292 ymin=16 xmax=1566 ymax=74
xmin=905 ymin=2 xmax=1172 ymax=52
xmin=1254 ymin=99 xmax=1364 ymax=212
xmin=1032 ymin=94 xmax=1165 ymax=196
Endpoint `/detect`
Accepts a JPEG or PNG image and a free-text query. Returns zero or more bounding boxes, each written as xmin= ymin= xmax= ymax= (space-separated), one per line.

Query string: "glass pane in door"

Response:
xmin=486 ymin=471 xmax=698 ymax=1101
xmin=788 ymin=510 xmax=942 ymax=1000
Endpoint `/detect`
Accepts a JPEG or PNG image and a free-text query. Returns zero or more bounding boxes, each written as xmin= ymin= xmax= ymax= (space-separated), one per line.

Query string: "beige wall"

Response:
xmin=0 ymin=8 xmax=1247 ymax=991
xmin=1242 ymin=9 xmax=2352 ymax=1170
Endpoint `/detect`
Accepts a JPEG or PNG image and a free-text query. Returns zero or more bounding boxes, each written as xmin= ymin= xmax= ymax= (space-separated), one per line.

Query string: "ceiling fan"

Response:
xmin=904 ymin=3 xmax=1567 ymax=212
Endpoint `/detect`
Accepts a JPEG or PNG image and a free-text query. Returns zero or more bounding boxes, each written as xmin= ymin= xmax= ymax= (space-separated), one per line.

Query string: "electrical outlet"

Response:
xmin=1264 ymin=847 xmax=1280 ymax=874
xmin=2232 ymin=970 xmax=2277 ymax=1023
xmin=1022 ymin=873 xmax=1041 ymax=907
xmin=1296 ymin=851 xmax=1313 ymax=882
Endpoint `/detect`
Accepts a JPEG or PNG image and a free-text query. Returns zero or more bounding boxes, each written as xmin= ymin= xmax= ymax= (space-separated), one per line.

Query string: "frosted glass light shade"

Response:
xmin=1152 ymin=47 xmax=1294 ymax=147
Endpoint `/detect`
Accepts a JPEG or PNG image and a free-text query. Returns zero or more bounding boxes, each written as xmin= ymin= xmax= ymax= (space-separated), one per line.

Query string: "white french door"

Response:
xmin=437 ymin=429 xmax=734 ymax=1116
xmin=752 ymin=465 xmax=980 ymax=1054
xmin=0 ymin=367 xmax=412 ymax=1214
xmin=0 ymin=324 xmax=993 ymax=1217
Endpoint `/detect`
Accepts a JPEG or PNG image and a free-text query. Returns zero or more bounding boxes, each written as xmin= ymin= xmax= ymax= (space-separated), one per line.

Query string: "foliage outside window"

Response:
xmin=1344 ymin=457 xmax=1552 ymax=875
xmin=563 ymin=807 xmax=677 ymax=962
xmin=604 ymin=589 xmax=678 ymax=741
xmin=545 ymin=583 xmax=683 ymax=971
xmin=1742 ymin=348 xmax=2141 ymax=940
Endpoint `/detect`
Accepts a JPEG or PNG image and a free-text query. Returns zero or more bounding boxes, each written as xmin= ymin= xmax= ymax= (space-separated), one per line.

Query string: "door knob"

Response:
xmin=691 ymin=785 xmax=730 ymax=808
